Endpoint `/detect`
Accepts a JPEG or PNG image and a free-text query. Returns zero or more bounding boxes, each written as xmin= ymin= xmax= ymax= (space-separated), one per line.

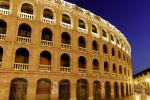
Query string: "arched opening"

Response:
xmin=117 ymin=39 xmax=120 ymax=45
xmin=0 ymin=47 xmax=3 ymax=63
xmin=123 ymin=54 xmax=126 ymax=61
xmin=0 ymin=20 xmax=7 ymax=34
xmin=39 ymin=51 xmax=51 ymax=65
xmin=129 ymin=84 xmax=132 ymax=95
xmin=114 ymin=82 xmax=119 ymax=97
xmin=78 ymin=56 xmax=86 ymax=69
xmin=121 ymin=83 xmax=125 ymax=97
xmin=93 ymin=81 xmax=101 ymax=100
xmin=77 ymin=79 xmax=88 ymax=100
xmin=78 ymin=19 xmax=85 ymax=29
xmin=61 ymin=32 xmax=71 ymax=44
xmin=92 ymin=25 xmax=97 ymax=33
xmin=59 ymin=79 xmax=70 ymax=100
xmin=18 ymin=23 xmax=31 ymax=37
xmin=60 ymin=53 xmax=70 ymax=67
xmin=93 ymin=59 xmax=99 ymax=70
xmin=21 ymin=3 xmax=33 ymax=14
xmin=124 ymin=68 xmax=127 ymax=75
xmin=36 ymin=78 xmax=51 ymax=100
xmin=92 ymin=40 xmax=98 ymax=51
xmin=62 ymin=14 xmax=71 ymax=24
xmin=126 ymin=83 xmax=129 ymax=96
xmin=78 ymin=36 xmax=86 ymax=48
xmin=104 ymin=61 xmax=109 ymax=72
xmin=112 ymin=48 xmax=115 ymax=56
xmin=102 ymin=30 xmax=107 ymax=38
xmin=111 ymin=35 xmax=114 ymax=41
xmin=43 ymin=9 xmax=53 ymax=19
xmin=0 ymin=0 xmax=10 ymax=9
xmin=15 ymin=48 xmax=29 ymax=63
xmin=113 ymin=63 xmax=116 ymax=73
xmin=41 ymin=28 xmax=52 ymax=41
xmin=118 ymin=51 xmax=121 ymax=59
xmin=105 ymin=81 xmax=111 ymax=98
xmin=9 ymin=78 xmax=27 ymax=100
xmin=103 ymin=44 xmax=108 ymax=54
xmin=119 ymin=65 xmax=122 ymax=74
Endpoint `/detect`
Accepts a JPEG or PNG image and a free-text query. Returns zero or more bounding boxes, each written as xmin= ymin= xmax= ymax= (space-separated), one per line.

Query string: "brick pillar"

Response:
xmin=70 ymin=80 xmax=76 ymax=100
xmin=51 ymin=80 xmax=59 ymax=100
xmin=88 ymin=81 xmax=93 ymax=100
xmin=26 ymin=80 xmax=36 ymax=100
xmin=101 ymin=82 xmax=105 ymax=99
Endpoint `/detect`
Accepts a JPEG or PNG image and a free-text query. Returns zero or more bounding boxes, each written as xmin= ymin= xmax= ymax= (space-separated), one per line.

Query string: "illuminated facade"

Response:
xmin=0 ymin=0 xmax=133 ymax=100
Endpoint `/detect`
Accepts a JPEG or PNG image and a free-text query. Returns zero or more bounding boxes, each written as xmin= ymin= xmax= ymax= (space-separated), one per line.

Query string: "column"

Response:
xmin=88 ymin=81 xmax=93 ymax=100
xmin=50 ymin=80 xmax=59 ymax=100
xmin=70 ymin=80 xmax=76 ymax=100
xmin=111 ymin=82 xmax=114 ymax=98
xmin=101 ymin=82 xmax=105 ymax=99
xmin=26 ymin=80 xmax=36 ymax=100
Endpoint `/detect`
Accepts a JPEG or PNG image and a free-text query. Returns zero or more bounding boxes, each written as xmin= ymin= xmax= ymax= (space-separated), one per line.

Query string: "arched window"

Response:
xmin=103 ymin=44 xmax=108 ymax=54
xmin=104 ymin=61 xmax=109 ymax=72
xmin=92 ymin=25 xmax=97 ymax=33
xmin=93 ymin=81 xmax=101 ymax=99
xmin=92 ymin=40 xmax=98 ymax=51
xmin=78 ymin=56 xmax=86 ymax=69
xmin=62 ymin=14 xmax=71 ymax=24
xmin=78 ymin=36 xmax=86 ymax=48
xmin=18 ymin=23 xmax=31 ymax=37
xmin=60 ymin=54 xmax=70 ymax=67
xmin=39 ymin=51 xmax=51 ymax=65
xmin=112 ymin=48 xmax=115 ymax=56
xmin=61 ymin=32 xmax=71 ymax=44
xmin=41 ymin=28 xmax=52 ymax=41
xmin=15 ymin=48 xmax=29 ymax=63
xmin=111 ymin=35 xmax=114 ymax=41
xmin=0 ymin=20 xmax=7 ymax=34
xmin=118 ymin=51 xmax=121 ymax=59
xmin=9 ymin=78 xmax=28 ymax=100
xmin=119 ymin=65 xmax=122 ymax=74
xmin=78 ymin=19 xmax=85 ymax=29
xmin=124 ymin=68 xmax=126 ymax=75
xmin=113 ymin=63 xmax=116 ymax=73
xmin=102 ymin=30 xmax=107 ymax=38
xmin=0 ymin=0 xmax=10 ymax=9
xmin=21 ymin=3 xmax=33 ymax=14
xmin=93 ymin=59 xmax=99 ymax=70
xmin=105 ymin=81 xmax=111 ymax=98
xmin=43 ymin=9 xmax=53 ymax=19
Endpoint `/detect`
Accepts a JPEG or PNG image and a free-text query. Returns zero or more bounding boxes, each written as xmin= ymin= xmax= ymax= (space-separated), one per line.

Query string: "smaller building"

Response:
xmin=133 ymin=68 xmax=150 ymax=94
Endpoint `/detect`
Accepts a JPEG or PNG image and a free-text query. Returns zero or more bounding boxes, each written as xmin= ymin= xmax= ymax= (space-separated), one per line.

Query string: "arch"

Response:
xmin=0 ymin=20 xmax=7 ymax=34
xmin=21 ymin=3 xmax=33 ymax=14
xmin=41 ymin=28 xmax=52 ymax=41
xmin=18 ymin=23 xmax=31 ymax=37
xmin=61 ymin=32 xmax=71 ymax=44
xmin=102 ymin=30 xmax=107 ymax=38
xmin=112 ymin=47 xmax=115 ymax=56
xmin=112 ymin=63 xmax=116 ymax=73
xmin=124 ymin=68 xmax=126 ymax=75
xmin=0 ymin=0 xmax=10 ymax=9
xmin=114 ymin=82 xmax=119 ymax=97
xmin=92 ymin=40 xmax=98 ymax=51
xmin=77 ymin=79 xmax=88 ymax=100
xmin=126 ymin=83 xmax=129 ymax=96
xmin=93 ymin=59 xmax=99 ymax=70
xmin=15 ymin=48 xmax=29 ymax=63
xmin=39 ymin=51 xmax=51 ymax=65
xmin=78 ymin=56 xmax=86 ymax=69
xmin=105 ymin=81 xmax=111 ymax=98
xmin=121 ymin=83 xmax=125 ymax=97
xmin=78 ymin=19 xmax=86 ymax=29
xmin=93 ymin=81 xmax=101 ymax=100
xmin=9 ymin=78 xmax=28 ymax=100
xmin=111 ymin=35 xmax=114 ymax=41
xmin=43 ymin=8 xmax=53 ymax=19
xmin=92 ymin=25 xmax=97 ymax=33
xmin=117 ymin=38 xmax=120 ymax=45
xmin=119 ymin=65 xmax=122 ymax=74
xmin=103 ymin=44 xmax=108 ymax=54
xmin=59 ymin=79 xmax=70 ymax=100
xmin=62 ymin=14 xmax=71 ymax=24
xmin=104 ymin=61 xmax=109 ymax=72
xmin=118 ymin=51 xmax=121 ymax=59
xmin=123 ymin=54 xmax=126 ymax=61
xmin=60 ymin=53 xmax=70 ymax=67
xmin=78 ymin=36 xmax=86 ymax=48
xmin=0 ymin=46 xmax=3 ymax=63
xmin=36 ymin=78 xmax=51 ymax=100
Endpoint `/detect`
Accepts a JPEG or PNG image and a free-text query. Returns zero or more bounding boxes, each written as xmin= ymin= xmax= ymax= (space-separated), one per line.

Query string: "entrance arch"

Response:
xmin=105 ymin=81 xmax=111 ymax=98
xmin=93 ymin=81 xmax=101 ymax=100
xmin=114 ymin=82 xmax=119 ymax=97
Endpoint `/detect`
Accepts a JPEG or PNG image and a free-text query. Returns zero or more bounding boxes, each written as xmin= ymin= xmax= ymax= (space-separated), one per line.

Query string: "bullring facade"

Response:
xmin=0 ymin=0 xmax=133 ymax=100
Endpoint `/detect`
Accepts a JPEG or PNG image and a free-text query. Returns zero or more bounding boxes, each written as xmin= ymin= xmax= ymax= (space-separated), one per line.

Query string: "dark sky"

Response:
xmin=65 ymin=0 xmax=150 ymax=74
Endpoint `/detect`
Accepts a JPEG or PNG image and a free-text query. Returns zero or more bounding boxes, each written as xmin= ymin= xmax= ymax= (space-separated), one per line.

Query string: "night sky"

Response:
xmin=65 ymin=0 xmax=150 ymax=74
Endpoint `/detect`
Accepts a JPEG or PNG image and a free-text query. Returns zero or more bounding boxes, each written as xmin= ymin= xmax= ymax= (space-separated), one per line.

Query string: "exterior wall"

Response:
xmin=0 ymin=0 xmax=133 ymax=100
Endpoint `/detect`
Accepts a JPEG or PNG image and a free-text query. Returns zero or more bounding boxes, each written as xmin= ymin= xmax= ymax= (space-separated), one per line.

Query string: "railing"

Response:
xmin=93 ymin=70 xmax=99 ymax=75
xmin=92 ymin=50 xmax=99 ymax=56
xmin=61 ymin=43 xmax=71 ymax=50
xmin=0 ymin=34 xmax=6 ymax=41
xmin=78 ymin=27 xmax=86 ymax=33
xmin=42 ymin=17 xmax=55 ymax=24
xmin=20 ymin=12 xmax=33 ymax=20
xmin=79 ymin=47 xmax=86 ymax=52
xmin=17 ymin=36 xmax=31 ymax=44
xmin=102 ymin=36 xmax=109 ymax=41
xmin=39 ymin=65 xmax=51 ymax=72
xmin=60 ymin=67 xmax=71 ymax=73
xmin=0 ymin=8 xmax=10 ymax=15
xmin=61 ymin=22 xmax=72 ymax=29
xmin=92 ymin=32 xmax=99 ymax=38
xmin=13 ymin=63 xmax=28 ymax=71
xmin=78 ymin=68 xmax=87 ymax=74
xmin=112 ymin=73 xmax=117 ymax=78
xmin=41 ymin=40 xmax=53 ymax=47
xmin=0 ymin=62 xmax=2 ymax=68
